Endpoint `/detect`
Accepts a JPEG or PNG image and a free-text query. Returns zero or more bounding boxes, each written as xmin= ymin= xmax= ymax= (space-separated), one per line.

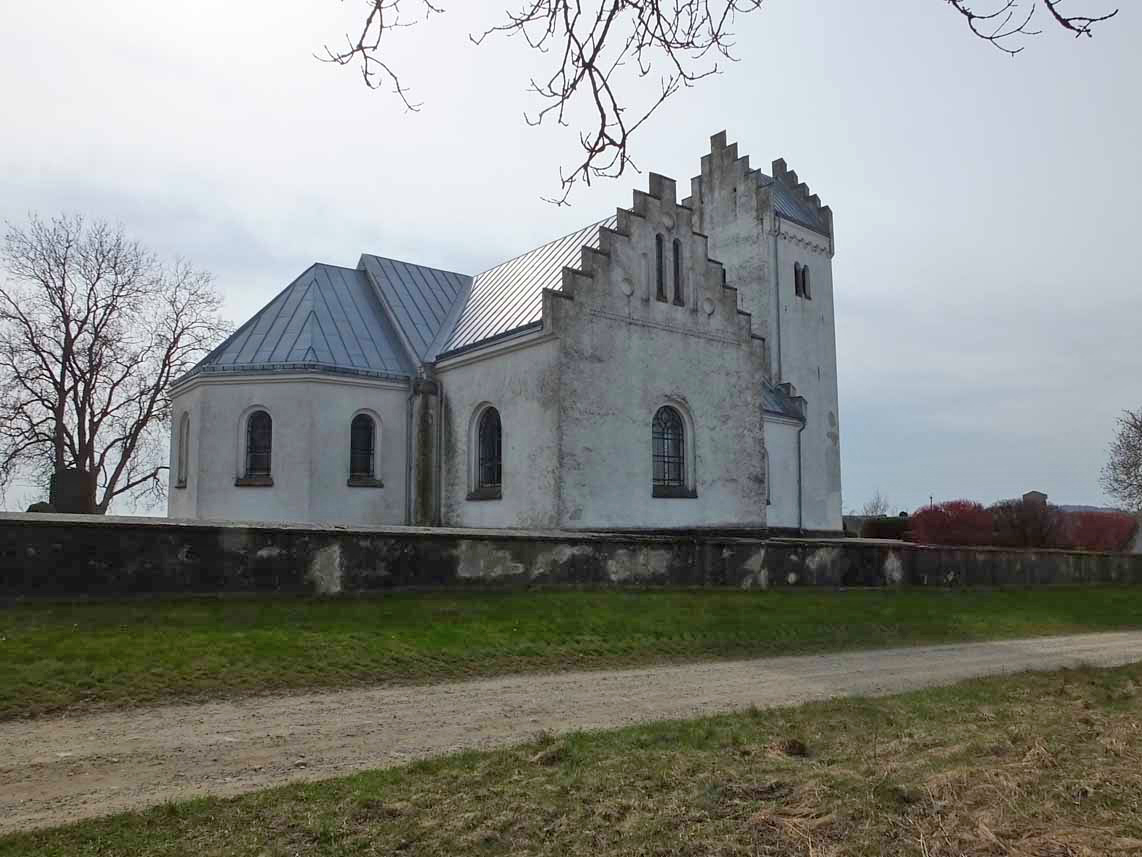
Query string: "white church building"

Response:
xmin=167 ymin=133 xmax=843 ymax=533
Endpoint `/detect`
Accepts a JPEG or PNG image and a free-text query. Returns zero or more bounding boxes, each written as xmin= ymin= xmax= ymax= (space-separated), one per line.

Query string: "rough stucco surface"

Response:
xmin=4 ymin=514 xmax=1142 ymax=600
xmin=550 ymin=176 xmax=770 ymax=530
xmin=437 ymin=338 xmax=562 ymax=530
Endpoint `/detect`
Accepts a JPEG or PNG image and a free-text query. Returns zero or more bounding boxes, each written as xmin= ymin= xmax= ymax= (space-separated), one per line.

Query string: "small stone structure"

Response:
xmin=2 ymin=513 xmax=1140 ymax=600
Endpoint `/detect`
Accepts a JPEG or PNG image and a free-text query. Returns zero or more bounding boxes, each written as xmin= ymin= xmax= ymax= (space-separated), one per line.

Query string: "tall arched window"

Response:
xmin=652 ymin=406 xmax=685 ymax=488
xmin=793 ymin=262 xmax=804 ymax=298
xmin=802 ymin=265 xmax=811 ymax=300
xmin=176 ymin=412 xmax=190 ymax=488
xmin=672 ymin=238 xmax=684 ymax=306
xmin=244 ymin=410 xmax=272 ymax=479
xmin=477 ymin=407 xmax=502 ymax=491
xmin=655 ymin=233 xmax=666 ymax=302
xmin=349 ymin=414 xmax=376 ymax=481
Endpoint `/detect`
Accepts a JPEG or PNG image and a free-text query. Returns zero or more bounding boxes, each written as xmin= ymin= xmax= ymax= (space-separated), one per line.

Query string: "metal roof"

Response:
xmin=183 ymin=263 xmax=414 ymax=383
xmin=756 ymin=174 xmax=830 ymax=237
xmin=358 ymin=254 xmax=471 ymax=362
xmin=762 ymin=382 xmax=806 ymax=422
xmin=439 ymin=216 xmax=617 ymax=357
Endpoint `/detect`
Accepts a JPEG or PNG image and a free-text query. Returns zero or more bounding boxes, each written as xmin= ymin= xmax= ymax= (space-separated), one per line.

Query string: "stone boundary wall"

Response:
xmin=2 ymin=512 xmax=1141 ymax=600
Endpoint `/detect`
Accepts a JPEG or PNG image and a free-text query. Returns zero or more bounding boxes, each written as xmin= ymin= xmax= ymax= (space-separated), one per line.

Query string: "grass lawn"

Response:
xmin=3 ymin=587 xmax=1142 ymax=720
xmin=4 ymin=662 xmax=1141 ymax=856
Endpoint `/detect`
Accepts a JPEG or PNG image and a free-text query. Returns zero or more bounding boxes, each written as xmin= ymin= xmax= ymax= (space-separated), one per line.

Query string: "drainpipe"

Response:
xmin=434 ymin=376 xmax=444 ymax=526
xmin=771 ymin=215 xmax=783 ymax=381
xmin=796 ymin=414 xmax=807 ymax=533
xmin=404 ymin=382 xmax=415 ymax=525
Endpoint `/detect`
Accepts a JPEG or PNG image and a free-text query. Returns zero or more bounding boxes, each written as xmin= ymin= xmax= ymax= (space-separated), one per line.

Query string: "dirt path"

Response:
xmin=4 ymin=630 xmax=1142 ymax=835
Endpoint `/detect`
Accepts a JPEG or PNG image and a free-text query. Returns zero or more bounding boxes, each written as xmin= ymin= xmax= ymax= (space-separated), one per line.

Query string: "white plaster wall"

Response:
xmin=763 ymin=418 xmax=800 ymax=529
xmin=775 ymin=223 xmax=843 ymax=531
xmin=437 ymin=337 xmax=562 ymax=529
xmin=551 ymin=175 xmax=770 ymax=529
xmin=167 ymin=374 xmax=408 ymax=525
xmin=689 ymin=134 xmax=844 ymax=533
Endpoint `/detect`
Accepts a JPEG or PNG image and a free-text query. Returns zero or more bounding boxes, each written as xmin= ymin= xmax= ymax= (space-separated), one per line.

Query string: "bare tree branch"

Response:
xmin=323 ymin=1 xmax=1119 ymax=202
xmin=0 ymin=214 xmax=230 ymax=512
xmin=1102 ymin=407 xmax=1142 ymax=513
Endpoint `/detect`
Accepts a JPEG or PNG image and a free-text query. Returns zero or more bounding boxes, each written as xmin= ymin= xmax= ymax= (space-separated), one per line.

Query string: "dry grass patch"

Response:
xmin=5 ymin=663 xmax=1142 ymax=856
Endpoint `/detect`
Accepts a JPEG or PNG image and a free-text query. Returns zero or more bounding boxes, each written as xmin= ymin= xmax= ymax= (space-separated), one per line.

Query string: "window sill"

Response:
xmin=467 ymin=486 xmax=502 ymax=501
xmin=653 ymin=485 xmax=698 ymax=499
xmin=235 ymin=476 xmax=274 ymax=487
xmin=174 ymin=482 xmax=187 ymax=490
xmin=347 ymin=477 xmax=384 ymax=488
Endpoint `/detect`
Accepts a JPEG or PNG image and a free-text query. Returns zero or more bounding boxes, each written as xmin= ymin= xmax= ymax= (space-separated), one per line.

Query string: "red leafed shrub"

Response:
xmin=910 ymin=500 xmax=994 ymax=547
xmin=1058 ymin=511 xmax=1139 ymax=553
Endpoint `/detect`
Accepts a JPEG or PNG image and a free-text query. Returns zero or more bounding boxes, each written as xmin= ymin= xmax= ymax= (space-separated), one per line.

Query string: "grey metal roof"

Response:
xmin=762 ymin=382 xmax=806 ymax=422
xmin=439 ymin=216 xmax=617 ymax=356
xmin=757 ymin=174 xmax=830 ymax=237
xmin=359 ymin=254 xmax=471 ymax=362
xmin=183 ymin=263 xmax=414 ymax=383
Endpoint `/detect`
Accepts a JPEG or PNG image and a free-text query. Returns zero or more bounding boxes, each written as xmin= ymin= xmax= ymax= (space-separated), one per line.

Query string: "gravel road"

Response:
xmin=4 ymin=630 xmax=1142 ymax=835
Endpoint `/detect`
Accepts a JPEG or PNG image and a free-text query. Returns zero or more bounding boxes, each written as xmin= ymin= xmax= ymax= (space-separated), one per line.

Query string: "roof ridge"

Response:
xmin=358 ymin=253 xmax=471 ymax=281
xmin=477 ymin=215 xmax=615 ymax=276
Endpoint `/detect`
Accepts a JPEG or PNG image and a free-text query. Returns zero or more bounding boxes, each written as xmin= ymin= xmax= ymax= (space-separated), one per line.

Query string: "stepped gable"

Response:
xmin=560 ymin=170 xmax=761 ymax=335
xmin=178 ymin=263 xmax=414 ymax=384
xmin=357 ymin=254 xmax=471 ymax=362
xmin=438 ymin=216 xmax=617 ymax=358
xmin=684 ymin=131 xmax=833 ymax=239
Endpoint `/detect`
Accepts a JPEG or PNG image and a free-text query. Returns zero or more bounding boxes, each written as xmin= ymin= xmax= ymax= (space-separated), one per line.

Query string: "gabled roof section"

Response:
xmin=439 ymin=216 xmax=618 ymax=357
xmin=764 ymin=178 xmax=831 ymax=236
xmin=180 ymin=264 xmax=414 ymax=384
xmin=359 ymin=254 xmax=471 ymax=362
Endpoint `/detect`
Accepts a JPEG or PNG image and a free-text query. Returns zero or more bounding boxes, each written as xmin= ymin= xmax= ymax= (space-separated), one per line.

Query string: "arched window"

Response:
xmin=477 ymin=407 xmax=502 ymax=490
xmin=802 ymin=265 xmax=811 ymax=300
xmin=244 ymin=410 xmax=272 ymax=478
xmin=655 ymin=233 xmax=666 ymax=302
xmin=349 ymin=414 xmax=376 ymax=480
xmin=793 ymin=262 xmax=803 ymax=298
xmin=176 ymin=412 xmax=190 ymax=488
xmin=652 ymin=406 xmax=685 ymax=488
xmin=672 ymin=238 xmax=684 ymax=306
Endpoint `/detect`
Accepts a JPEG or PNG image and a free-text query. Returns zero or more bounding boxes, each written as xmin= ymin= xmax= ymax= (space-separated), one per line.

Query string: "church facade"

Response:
xmin=167 ymin=133 xmax=843 ymax=532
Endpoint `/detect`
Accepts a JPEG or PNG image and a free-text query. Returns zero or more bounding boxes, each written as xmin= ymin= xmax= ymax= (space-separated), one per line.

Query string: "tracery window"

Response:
xmin=652 ymin=406 xmax=685 ymax=488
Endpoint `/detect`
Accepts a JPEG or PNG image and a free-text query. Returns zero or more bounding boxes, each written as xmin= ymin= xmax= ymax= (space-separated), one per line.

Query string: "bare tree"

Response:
xmin=320 ymin=0 xmax=1118 ymax=202
xmin=861 ymin=489 xmax=892 ymax=517
xmin=1102 ymin=407 xmax=1142 ymax=513
xmin=0 ymin=215 xmax=229 ymax=512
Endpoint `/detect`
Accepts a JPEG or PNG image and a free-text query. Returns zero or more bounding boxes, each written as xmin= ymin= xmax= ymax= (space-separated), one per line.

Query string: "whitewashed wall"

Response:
xmin=690 ymin=133 xmax=843 ymax=532
xmin=763 ymin=418 xmax=801 ymax=528
xmin=550 ymin=174 xmax=770 ymax=529
xmin=167 ymin=374 xmax=408 ymax=525
xmin=436 ymin=336 xmax=562 ymax=529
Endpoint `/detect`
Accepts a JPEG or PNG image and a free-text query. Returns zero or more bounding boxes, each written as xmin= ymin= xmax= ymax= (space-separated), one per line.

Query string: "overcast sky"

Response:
xmin=2 ymin=1 xmax=1138 ymax=514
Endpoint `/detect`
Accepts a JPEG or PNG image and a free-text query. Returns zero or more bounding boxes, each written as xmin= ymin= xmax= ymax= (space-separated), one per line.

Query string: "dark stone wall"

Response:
xmin=1 ymin=513 xmax=1140 ymax=600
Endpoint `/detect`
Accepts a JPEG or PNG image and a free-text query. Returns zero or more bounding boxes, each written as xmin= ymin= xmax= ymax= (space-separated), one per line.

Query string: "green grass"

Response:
xmin=3 ymin=587 xmax=1142 ymax=720
xmin=5 ymin=662 xmax=1142 ymax=856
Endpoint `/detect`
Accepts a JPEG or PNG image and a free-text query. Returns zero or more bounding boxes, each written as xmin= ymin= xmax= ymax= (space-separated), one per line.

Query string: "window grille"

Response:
xmin=652 ymin=406 xmax=685 ymax=487
xmin=350 ymin=414 xmax=375 ymax=478
xmin=245 ymin=411 xmax=272 ymax=477
xmin=477 ymin=407 xmax=502 ymax=489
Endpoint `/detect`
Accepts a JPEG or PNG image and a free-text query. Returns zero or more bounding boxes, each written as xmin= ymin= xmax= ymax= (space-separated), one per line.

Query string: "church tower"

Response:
xmin=685 ymin=132 xmax=842 ymax=531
